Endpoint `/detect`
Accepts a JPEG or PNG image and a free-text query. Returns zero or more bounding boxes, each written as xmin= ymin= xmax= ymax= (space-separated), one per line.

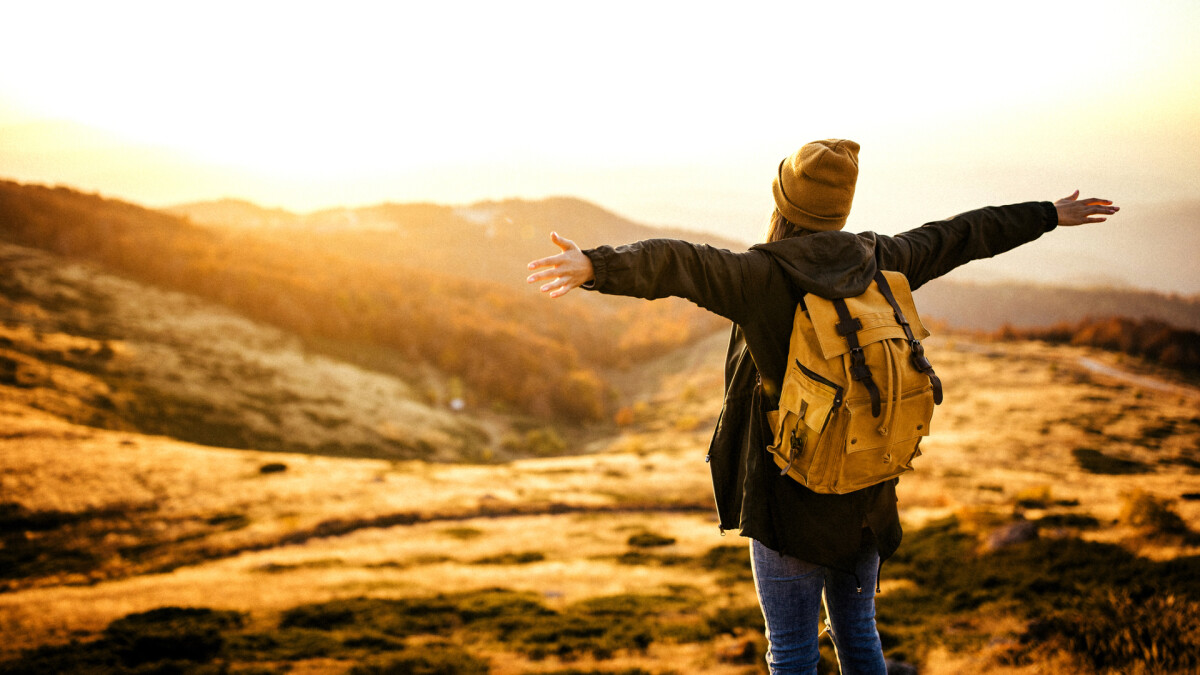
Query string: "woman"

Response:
xmin=526 ymin=139 xmax=1118 ymax=674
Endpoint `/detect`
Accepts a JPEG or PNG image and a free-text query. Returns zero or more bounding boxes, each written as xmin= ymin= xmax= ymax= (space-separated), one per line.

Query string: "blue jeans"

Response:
xmin=750 ymin=535 xmax=887 ymax=675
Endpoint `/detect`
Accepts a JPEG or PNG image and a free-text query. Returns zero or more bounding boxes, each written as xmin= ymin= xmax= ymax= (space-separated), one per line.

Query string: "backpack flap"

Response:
xmin=805 ymin=271 xmax=929 ymax=360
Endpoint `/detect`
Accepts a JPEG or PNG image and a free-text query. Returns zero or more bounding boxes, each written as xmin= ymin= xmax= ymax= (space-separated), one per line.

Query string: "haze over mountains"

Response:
xmin=164 ymin=192 xmax=1200 ymax=331
xmin=1 ymin=177 xmax=1197 ymax=450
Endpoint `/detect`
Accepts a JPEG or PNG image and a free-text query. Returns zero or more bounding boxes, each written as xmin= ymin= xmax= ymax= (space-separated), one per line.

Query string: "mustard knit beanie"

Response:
xmin=771 ymin=139 xmax=860 ymax=231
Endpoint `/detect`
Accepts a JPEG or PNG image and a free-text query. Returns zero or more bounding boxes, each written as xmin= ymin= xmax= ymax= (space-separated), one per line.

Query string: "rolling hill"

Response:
xmin=169 ymin=193 xmax=1200 ymax=331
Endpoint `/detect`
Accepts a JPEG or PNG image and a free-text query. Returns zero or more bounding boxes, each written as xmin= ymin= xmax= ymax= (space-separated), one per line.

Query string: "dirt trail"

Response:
xmin=1075 ymin=355 xmax=1200 ymax=398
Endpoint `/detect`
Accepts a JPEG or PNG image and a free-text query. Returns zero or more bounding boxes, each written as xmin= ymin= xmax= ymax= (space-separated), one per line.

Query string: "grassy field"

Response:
xmin=2 ymin=325 xmax=1199 ymax=673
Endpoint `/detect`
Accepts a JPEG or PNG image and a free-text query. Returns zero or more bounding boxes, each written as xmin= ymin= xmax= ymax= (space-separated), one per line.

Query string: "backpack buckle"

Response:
xmin=780 ymin=429 xmax=805 ymax=476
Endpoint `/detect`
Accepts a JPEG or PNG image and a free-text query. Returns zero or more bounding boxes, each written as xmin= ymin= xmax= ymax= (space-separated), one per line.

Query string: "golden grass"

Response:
xmin=2 ymin=332 xmax=1199 ymax=673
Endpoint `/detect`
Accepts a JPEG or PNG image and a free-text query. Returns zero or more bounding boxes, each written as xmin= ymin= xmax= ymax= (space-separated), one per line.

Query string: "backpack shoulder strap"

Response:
xmin=873 ymin=271 xmax=943 ymax=404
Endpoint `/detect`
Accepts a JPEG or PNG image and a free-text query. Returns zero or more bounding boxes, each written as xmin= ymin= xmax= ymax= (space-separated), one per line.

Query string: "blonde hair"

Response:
xmin=765 ymin=209 xmax=817 ymax=243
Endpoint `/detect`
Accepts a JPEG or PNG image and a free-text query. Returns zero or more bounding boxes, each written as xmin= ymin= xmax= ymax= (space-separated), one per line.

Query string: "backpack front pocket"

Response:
xmin=835 ymin=382 xmax=935 ymax=492
xmin=767 ymin=361 xmax=843 ymax=484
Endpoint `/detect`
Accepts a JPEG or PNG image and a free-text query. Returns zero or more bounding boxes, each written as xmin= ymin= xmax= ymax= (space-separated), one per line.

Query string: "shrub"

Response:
xmin=1119 ymin=491 xmax=1191 ymax=536
xmin=1072 ymin=447 xmax=1152 ymax=475
xmin=104 ymin=607 xmax=243 ymax=666
xmin=627 ymin=532 xmax=676 ymax=548
xmin=471 ymin=551 xmax=545 ymax=565
xmin=700 ymin=544 xmax=753 ymax=582
xmin=348 ymin=642 xmax=489 ymax=675
xmin=279 ymin=597 xmax=460 ymax=635
xmin=1026 ymin=591 xmax=1200 ymax=671
xmin=501 ymin=428 xmax=567 ymax=457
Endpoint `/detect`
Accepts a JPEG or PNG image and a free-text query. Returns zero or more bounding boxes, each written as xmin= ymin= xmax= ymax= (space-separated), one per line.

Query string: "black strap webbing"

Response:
xmin=832 ymin=297 xmax=882 ymax=417
xmin=873 ymin=272 xmax=943 ymax=405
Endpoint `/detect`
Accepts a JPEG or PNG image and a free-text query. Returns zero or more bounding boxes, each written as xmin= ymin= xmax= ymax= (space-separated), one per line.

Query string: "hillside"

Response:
xmin=170 ymin=194 xmax=1200 ymax=332
xmin=166 ymin=195 xmax=749 ymax=290
xmin=916 ymin=278 xmax=1200 ymax=332
xmin=1 ymin=327 xmax=1198 ymax=673
xmin=0 ymin=181 xmax=729 ymax=426
xmin=0 ymin=242 xmax=491 ymax=461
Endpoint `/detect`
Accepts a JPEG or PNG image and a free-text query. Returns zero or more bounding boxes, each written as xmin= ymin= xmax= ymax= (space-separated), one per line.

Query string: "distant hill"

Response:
xmin=0 ymin=181 xmax=728 ymax=427
xmin=171 ymin=194 xmax=1200 ymax=332
xmin=5 ymin=179 xmax=1198 ymax=435
xmin=168 ymin=198 xmax=298 ymax=230
xmin=166 ymin=195 xmax=749 ymax=289
xmin=935 ymin=198 xmax=1200 ymax=297
xmin=0 ymin=242 xmax=491 ymax=460
xmin=915 ymin=279 xmax=1200 ymax=332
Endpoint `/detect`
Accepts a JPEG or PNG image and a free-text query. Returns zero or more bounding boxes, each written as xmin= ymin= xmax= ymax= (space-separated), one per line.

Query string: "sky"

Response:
xmin=1 ymin=1 xmax=1198 ymax=289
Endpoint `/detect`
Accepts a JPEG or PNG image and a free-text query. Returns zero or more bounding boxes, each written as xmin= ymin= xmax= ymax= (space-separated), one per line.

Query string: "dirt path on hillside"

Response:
xmin=1075 ymin=355 xmax=1200 ymax=399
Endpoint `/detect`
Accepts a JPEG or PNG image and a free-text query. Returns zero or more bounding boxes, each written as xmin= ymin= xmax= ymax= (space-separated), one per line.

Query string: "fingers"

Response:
xmin=526 ymin=267 xmax=561 ymax=284
xmin=551 ymin=231 xmax=578 ymax=252
xmin=527 ymin=252 xmax=565 ymax=272
xmin=1062 ymin=190 xmax=1080 ymax=202
xmin=526 ymin=232 xmax=588 ymax=297
xmin=527 ymin=272 xmax=577 ymax=298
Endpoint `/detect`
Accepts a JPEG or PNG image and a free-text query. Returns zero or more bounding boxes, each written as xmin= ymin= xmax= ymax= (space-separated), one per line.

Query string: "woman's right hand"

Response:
xmin=526 ymin=232 xmax=595 ymax=298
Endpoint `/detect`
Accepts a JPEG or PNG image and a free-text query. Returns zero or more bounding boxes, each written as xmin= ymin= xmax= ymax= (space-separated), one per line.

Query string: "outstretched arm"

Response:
xmin=1054 ymin=190 xmax=1119 ymax=226
xmin=526 ymin=232 xmax=594 ymax=298
xmin=526 ymin=233 xmax=762 ymax=324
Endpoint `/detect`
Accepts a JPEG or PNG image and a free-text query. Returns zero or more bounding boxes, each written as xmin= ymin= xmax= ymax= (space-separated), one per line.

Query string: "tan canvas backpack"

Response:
xmin=765 ymin=270 xmax=943 ymax=494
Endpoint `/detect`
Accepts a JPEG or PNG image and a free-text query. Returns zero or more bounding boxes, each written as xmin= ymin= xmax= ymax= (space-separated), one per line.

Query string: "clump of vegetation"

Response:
xmin=627 ymin=532 xmax=676 ymax=548
xmin=878 ymin=516 xmax=1200 ymax=670
xmin=1025 ymin=591 xmax=1200 ymax=672
xmin=1034 ymin=513 xmax=1101 ymax=530
xmin=104 ymin=607 xmax=244 ymax=666
xmin=700 ymin=544 xmax=754 ymax=582
xmin=1072 ymin=447 xmax=1152 ymax=475
xmin=471 ymin=551 xmax=546 ymax=565
xmin=613 ymin=550 xmax=690 ymax=566
xmin=501 ymin=427 xmax=568 ymax=457
xmin=348 ymin=642 xmax=490 ymax=675
xmin=280 ymin=596 xmax=461 ymax=635
xmin=1119 ymin=491 xmax=1192 ymax=538
xmin=996 ymin=316 xmax=1200 ymax=372
xmin=530 ymin=662 xmax=662 ymax=667
xmin=441 ymin=526 xmax=485 ymax=540
xmin=1013 ymin=485 xmax=1053 ymax=509
xmin=2 ymin=606 xmax=245 ymax=674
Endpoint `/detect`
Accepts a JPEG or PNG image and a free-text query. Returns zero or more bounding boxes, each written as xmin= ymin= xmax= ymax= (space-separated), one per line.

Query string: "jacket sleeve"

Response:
xmin=873 ymin=201 xmax=1058 ymax=290
xmin=582 ymin=238 xmax=762 ymax=324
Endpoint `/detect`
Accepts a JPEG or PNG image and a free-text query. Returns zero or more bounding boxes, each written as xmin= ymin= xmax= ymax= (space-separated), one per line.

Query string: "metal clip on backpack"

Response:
xmin=766 ymin=270 xmax=943 ymax=494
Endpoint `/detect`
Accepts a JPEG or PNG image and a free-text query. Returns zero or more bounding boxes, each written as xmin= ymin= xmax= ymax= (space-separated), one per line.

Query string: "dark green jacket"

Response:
xmin=583 ymin=201 xmax=1058 ymax=573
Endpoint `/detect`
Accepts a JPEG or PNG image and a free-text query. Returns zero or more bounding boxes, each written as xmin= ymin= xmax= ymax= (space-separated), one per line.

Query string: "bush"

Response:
xmin=1026 ymin=591 xmax=1200 ymax=671
xmin=627 ymin=532 xmax=676 ymax=548
xmin=700 ymin=544 xmax=753 ymax=582
xmin=279 ymin=597 xmax=460 ymax=635
xmin=501 ymin=428 xmax=568 ymax=457
xmin=1072 ymin=447 xmax=1152 ymax=475
xmin=471 ymin=551 xmax=545 ymax=565
xmin=348 ymin=642 xmax=489 ymax=675
xmin=1119 ymin=491 xmax=1191 ymax=536
xmin=104 ymin=607 xmax=243 ymax=666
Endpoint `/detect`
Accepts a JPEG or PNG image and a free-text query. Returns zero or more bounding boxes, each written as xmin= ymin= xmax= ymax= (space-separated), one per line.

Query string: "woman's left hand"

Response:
xmin=1054 ymin=190 xmax=1119 ymax=226
xmin=526 ymin=232 xmax=595 ymax=298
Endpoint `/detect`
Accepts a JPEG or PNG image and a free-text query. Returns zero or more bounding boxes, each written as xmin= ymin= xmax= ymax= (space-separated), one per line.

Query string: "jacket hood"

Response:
xmin=750 ymin=231 xmax=879 ymax=299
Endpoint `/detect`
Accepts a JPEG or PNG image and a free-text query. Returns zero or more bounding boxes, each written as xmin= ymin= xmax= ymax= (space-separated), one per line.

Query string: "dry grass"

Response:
xmin=2 ymin=323 xmax=1200 ymax=672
